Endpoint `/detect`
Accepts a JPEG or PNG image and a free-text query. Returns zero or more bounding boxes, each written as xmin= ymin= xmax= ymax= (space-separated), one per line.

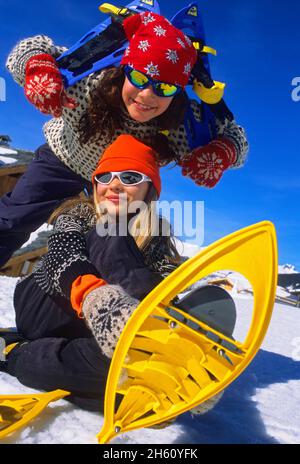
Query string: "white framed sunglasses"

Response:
xmin=94 ymin=170 xmax=152 ymax=186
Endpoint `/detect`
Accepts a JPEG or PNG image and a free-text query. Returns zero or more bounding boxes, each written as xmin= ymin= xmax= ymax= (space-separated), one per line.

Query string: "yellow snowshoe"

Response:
xmin=97 ymin=221 xmax=278 ymax=443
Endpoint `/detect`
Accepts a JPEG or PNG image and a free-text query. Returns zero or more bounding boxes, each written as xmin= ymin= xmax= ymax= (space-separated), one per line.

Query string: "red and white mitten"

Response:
xmin=24 ymin=53 xmax=77 ymax=117
xmin=179 ymin=139 xmax=237 ymax=188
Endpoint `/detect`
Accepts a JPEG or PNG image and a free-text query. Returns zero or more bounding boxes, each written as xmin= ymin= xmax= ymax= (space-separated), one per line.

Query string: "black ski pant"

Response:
xmin=0 ymin=144 xmax=92 ymax=269
xmin=6 ymin=275 xmax=111 ymax=412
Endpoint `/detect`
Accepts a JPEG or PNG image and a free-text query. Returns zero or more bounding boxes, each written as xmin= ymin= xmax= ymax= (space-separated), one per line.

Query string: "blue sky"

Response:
xmin=0 ymin=0 xmax=299 ymax=267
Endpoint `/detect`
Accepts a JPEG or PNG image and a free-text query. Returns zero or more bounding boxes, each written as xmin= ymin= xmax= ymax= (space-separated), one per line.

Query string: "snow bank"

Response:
xmin=279 ymin=264 xmax=299 ymax=274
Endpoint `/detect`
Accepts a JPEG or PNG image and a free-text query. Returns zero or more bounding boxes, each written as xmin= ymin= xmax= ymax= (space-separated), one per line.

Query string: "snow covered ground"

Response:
xmin=0 ymin=146 xmax=18 ymax=165
xmin=0 ymin=230 xmax=299 ymax=444
xmin=0 ymin=271 xmax=299 ymax=445
xmin=0 ymin=155 xmax=18 ymax=165
xmin=0 ymin=147 xmax=18 ymax=156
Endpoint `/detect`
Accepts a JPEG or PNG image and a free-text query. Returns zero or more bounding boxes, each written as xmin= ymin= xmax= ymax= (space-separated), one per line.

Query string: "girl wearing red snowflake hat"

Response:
xmin=1 ymin=11 xmax=248 ymax=270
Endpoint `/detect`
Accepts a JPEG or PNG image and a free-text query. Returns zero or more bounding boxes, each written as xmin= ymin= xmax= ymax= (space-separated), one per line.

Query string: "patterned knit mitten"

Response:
xmin=82 ymin=284 xmax=139 ymax=358
xmin=24 ymin=53 xmax=77 ymax=117
xmin=179 ymin=138 xmax=237 ymax=188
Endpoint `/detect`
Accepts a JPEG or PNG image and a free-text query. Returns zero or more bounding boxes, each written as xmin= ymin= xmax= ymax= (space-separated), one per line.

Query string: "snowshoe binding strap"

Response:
xmin=99 ymin=3 xmax=136 ymax=19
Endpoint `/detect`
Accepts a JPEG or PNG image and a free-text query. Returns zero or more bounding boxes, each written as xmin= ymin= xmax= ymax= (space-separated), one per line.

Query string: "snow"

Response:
xmin=0 ymin=147 xmax=18 ymax=155
xmin=278 ymin=264 xmax=299 ymax=274
xmin=0 ymin=155 xmax=18 ymax=165
xmin=0 ymin=146 xmax=18 ymax=164
xmin=0 ymin=270 xmax=299 ymax=444
xmin=277 ymin=286 xmax=293 ymax=299
xmin=20 ymin=223 xmax=52 ymax=249
xmin=173 ymin=238 xmax=201 ymax=258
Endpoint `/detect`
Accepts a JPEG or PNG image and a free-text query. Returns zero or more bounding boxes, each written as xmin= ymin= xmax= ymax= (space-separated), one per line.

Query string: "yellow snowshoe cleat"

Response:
xmin=0 ymin=390 xmax=70 ymax=439
xmin=98 ymin=221 xmax=278 ymax=444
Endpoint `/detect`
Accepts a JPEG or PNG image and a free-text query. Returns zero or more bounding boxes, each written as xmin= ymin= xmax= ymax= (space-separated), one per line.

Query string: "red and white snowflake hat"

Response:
xmin=121 ymin=12 xmax=198 ymax=88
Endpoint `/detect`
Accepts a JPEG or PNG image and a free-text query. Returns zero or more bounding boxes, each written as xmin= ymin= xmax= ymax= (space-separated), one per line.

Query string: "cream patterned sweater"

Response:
xmin=6 ymin=35 xmax=249 ymax=182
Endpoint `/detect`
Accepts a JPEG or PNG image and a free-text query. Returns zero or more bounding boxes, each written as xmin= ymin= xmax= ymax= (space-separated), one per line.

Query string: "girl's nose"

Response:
xmin=109 ymin=176 xmax=123 ymax=190
xmin=138 ymin=85 xmax=156 ymax=99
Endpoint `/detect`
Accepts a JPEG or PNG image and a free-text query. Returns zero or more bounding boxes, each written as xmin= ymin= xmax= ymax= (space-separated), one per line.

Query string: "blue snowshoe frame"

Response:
xmin=170 ymin=2 xmax=218 ymax=146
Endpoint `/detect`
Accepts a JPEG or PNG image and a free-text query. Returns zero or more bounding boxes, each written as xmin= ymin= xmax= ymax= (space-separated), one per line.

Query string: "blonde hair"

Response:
xmin=50 ymin=184 xmax=181 ymax=265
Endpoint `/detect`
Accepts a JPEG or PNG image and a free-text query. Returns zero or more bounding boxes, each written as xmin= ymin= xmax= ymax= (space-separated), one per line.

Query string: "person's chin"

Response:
xmin=129 ymin=106 xmax=156 ymax=123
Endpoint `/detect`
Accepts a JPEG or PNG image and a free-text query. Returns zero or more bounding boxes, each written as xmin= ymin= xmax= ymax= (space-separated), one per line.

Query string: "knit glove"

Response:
xmin=70 ymin=274 xmax=107 ymax=318
xmin=178 ymin=138 xmax=237 ymax=188
xmin=82 ymin=284 xmax=139 ymax=358
xmin=24 ymin=53 xmax=77 ymax=117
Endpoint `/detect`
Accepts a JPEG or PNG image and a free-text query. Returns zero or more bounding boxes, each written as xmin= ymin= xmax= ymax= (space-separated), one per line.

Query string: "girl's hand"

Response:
xmin=81 ymin=284 xmax=139 ymax=358
xmin=24 ymin=53 xmax=77 ymax=117
xmin=179 ymin=138 xmax=237 ymax=188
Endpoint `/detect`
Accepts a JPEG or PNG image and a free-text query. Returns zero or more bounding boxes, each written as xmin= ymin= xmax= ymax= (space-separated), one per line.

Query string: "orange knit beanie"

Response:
xmin=92 ymin=135 xmax=161 ymax=196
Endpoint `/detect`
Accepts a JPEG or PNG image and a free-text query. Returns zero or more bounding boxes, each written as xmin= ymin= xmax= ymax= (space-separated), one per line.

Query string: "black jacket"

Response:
xmin=86 ymin=229 xmax=163 ymax=300
xmin=33 ymin=203 xmax=178 ymax=301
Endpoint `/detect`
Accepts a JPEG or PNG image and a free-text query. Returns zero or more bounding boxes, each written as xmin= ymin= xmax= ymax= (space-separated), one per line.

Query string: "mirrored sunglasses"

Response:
xmin=124 ymin=66 xmax=182 ymax=97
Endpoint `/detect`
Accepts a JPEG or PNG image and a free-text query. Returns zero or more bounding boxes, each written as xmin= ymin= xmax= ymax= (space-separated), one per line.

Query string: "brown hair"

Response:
xmin=78 ymin=66 xmax=189 ymax=165
xmin=48 ymin=196 xmax=94 ymax=225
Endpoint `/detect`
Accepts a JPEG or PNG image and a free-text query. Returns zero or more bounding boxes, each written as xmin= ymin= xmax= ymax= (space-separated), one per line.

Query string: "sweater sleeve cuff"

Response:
xmin=71 ymin=275 xmax=107 ymax=318
xmin=59 ymin=260 xmax=99 ymax=299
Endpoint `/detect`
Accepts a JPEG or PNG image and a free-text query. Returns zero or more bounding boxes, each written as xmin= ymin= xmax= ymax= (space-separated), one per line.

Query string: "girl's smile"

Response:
xmin=129 ymin=97 xmax=157 ymax=112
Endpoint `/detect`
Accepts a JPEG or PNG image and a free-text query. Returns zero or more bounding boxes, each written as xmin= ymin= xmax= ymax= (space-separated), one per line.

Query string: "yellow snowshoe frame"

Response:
xmin=98 ymin=221 xmax=278 ymax=443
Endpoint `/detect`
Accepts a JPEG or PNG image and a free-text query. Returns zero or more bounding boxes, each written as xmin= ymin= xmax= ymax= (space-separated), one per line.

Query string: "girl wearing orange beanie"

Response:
xmin=3 ymin=135 xmax=224 ymax=420
xmin=3 ymin=135 xmax=181 ymax=414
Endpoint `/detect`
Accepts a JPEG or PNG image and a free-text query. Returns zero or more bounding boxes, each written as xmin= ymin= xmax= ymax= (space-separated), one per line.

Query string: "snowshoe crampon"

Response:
xmin=97 ymin=221 xmax=278 ymax=444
